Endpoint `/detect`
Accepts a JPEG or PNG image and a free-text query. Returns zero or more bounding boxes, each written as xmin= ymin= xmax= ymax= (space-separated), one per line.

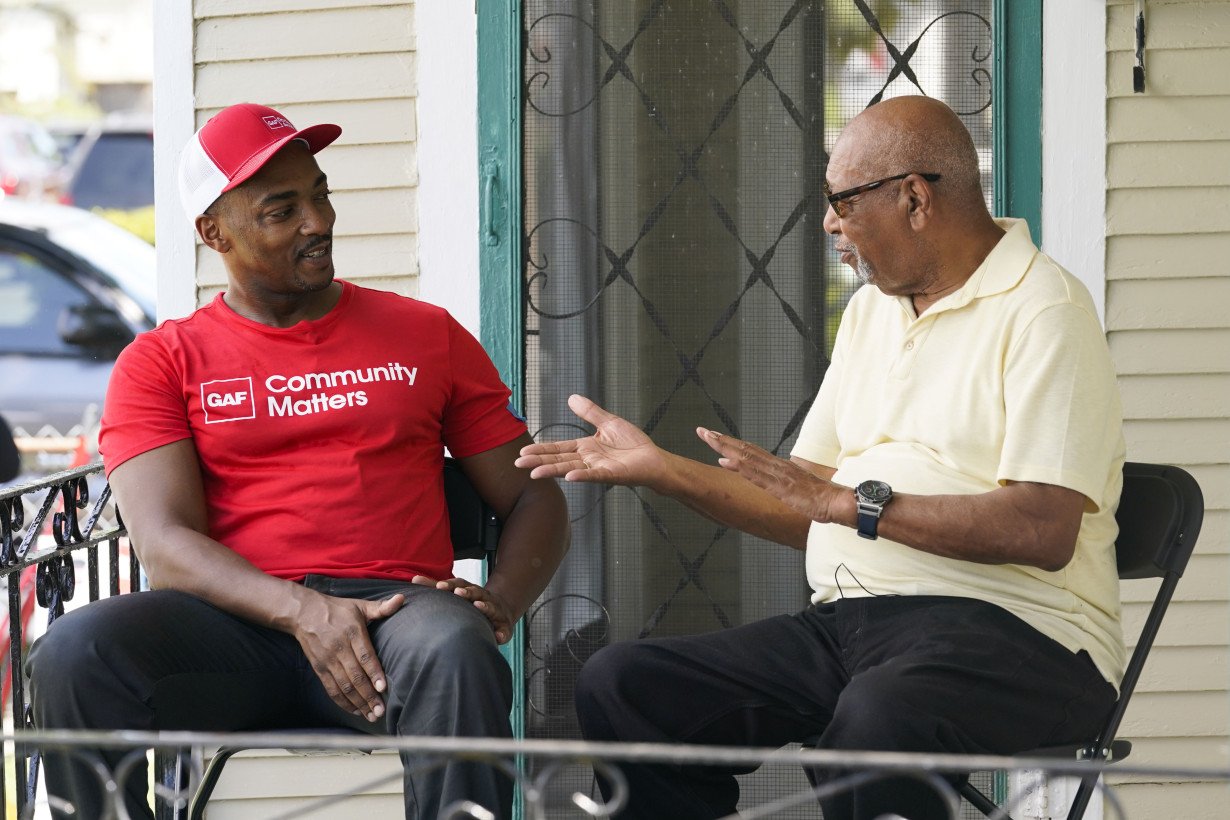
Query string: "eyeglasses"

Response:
xmin=824 ymin=172 xmax=941 ymax=218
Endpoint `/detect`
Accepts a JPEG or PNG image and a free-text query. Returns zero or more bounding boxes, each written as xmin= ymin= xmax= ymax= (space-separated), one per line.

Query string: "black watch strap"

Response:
xmin=856 ymin=504 xmax=882 ymax=540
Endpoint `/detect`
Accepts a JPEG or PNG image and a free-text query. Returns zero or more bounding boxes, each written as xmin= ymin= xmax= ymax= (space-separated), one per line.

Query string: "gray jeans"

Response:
xmin=27 ymin=577 xmax=513 ymax=819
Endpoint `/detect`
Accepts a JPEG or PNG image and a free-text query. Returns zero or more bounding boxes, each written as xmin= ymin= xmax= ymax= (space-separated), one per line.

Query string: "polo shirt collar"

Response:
xmin=896 ymin=217 xmax=1037 ymax=318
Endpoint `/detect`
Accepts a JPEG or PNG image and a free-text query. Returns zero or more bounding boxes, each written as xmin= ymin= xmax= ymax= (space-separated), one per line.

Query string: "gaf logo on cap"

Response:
xmin=262 ymin=115 xmax=293 ymax=130
xmin=201 ymin=377 xmax=257 ymax=424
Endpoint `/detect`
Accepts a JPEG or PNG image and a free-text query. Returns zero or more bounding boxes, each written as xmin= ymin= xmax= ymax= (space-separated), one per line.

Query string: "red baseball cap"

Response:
xmin=178 ymin=103 xmax=341 ymax=221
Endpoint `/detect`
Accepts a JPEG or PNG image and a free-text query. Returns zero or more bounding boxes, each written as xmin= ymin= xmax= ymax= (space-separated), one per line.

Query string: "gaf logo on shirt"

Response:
xmin=262 ymin=115 xmax=293 ymax=131
xmin=201 ymin=377 xmax=257 ymax=424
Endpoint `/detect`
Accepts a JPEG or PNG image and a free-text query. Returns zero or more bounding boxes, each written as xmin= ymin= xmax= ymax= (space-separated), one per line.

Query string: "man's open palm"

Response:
xmin=516 ymin=394 xmax=664 ymax=487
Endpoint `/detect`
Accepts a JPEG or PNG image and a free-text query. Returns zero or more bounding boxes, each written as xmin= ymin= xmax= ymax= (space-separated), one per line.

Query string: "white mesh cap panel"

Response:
xmin=178 ymin=133 xmax=231 ymax=223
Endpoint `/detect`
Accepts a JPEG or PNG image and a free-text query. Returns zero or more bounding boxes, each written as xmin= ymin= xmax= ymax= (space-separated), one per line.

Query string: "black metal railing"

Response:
xmin=0 ymin=462 xmax=135 ymax=818
xmin=5 ymin=728 xmax=1230 ymax=818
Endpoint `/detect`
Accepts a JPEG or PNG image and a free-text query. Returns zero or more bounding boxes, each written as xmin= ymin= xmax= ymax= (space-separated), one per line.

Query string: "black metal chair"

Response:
xmin=159 ymin=456 xmax=502 ymax=819
xmin=960 ymin=461 xmax=1205 ymax=820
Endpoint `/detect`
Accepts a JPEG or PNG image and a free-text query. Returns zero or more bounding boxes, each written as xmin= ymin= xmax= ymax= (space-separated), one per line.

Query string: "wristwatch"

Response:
xmin=855 ymin=480 xmax=893 ymax=540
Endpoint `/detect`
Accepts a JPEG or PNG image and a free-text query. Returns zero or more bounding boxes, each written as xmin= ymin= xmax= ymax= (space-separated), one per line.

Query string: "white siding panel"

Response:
xmin=1109 ymin=329 xmax=1230 ymax=375
xmin=1106 ymin=783 xmax=1230 ymax=820
xmin=334 ymin=234 xmax=421 ymax=280
xmin=1121 ymin=601 xmax=1229 ymax=648
xmin=1121 ymin=554 xmax=1227 ymax=604
xmin=1108 ymin=141 xmax=1230 ymax=188
xmin=198 ymin=250 xmax=226 ymax=287
xmin=1188 ymin=464 xmax=1230 ymax=509
xmin=1106 ymin=187 xmax=1230 ymax=235
xmin=1106 ymin=233 xmax=1230 ymax=280
xmin=196 ymin=6 xmax=413 ymax=62
xmin=1121 ymin=691 xmax=1230 ymax=737
xmin=1203 ymin=510 xmax=1230 ymax=551
xmin=1109 ymin=1 xmax=1230 ymax=51
xmin=200 ymin=283 xmax=225 ymax=305
xmin=1104 ymin=736 xmax=1230 ymax=775
xmin=204 ymin=749 xmax=403 ymax=820
xmin=323 ymin=142 xmax=420 ymax=190
xmin=197 ymin=0 xmax=406 ymax=17
xmin=194 ymin=53 xmax=416 ymax=108
xmin=1122 ymin=418 xmax=1230 ymax=465
xmin=1134 ymin=645 xmax=1229 ymax=692
xmin=331 ymin=188 xmax=418 ymax=236
xmin=1107 ymin=96 xmax=1230 ymax=142
xmin=1119 ymin=374 xmax=1230 ymax=419
xmin=1108 ymin=49 xmax=1230 ymax=98
xmin=1106 ymin=279 xmax=1230 ymax=330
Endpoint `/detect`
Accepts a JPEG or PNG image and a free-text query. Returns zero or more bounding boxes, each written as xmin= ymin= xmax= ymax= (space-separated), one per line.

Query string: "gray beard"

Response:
xmin=855 ymin=257 xmax=873 ymax=285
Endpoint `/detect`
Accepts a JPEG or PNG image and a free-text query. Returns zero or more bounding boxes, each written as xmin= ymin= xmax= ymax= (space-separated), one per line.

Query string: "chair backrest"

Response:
xmin=443 ymin=456 xmax=502 ymax=562
xmin=1114 ymin=462 xmax=1204 ymax=581
xmin=1088 ymin=462 xmax=1204 ymax=761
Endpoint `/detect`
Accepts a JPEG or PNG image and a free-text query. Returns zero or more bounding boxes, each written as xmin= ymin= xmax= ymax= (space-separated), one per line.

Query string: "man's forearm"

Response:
xmin=868 ymin=483 xmax=1084 ymax=571
xmin=483 ymin=478 xmax=571 ymax=622
xmin=138 ymin=525 xmax=315 ymax=632
xmin=653 ymin=451 xmax=812 ymax=550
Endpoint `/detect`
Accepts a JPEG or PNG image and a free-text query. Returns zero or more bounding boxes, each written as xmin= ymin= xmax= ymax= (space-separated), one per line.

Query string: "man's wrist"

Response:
xmin=829 ymin=486 xmax=859 ymax=528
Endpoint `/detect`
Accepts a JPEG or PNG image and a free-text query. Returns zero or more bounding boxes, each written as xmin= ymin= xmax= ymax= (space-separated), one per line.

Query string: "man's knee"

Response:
xmin=574 ymin=640 xmax=655 ymax=739
xmin=27 ymin=601 xmax=136 ymax=727
xmin=825 ymin=668 xmax=943 ymax=751
xmin=381 ymin=593 xmax=506 ymax=685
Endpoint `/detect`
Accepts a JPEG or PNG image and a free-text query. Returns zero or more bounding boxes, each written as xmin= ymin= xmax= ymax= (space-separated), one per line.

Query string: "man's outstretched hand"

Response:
xmin=697 ymin=426 xmax=841 ymax=525
xmin=515 ymin=394 xmax=666 ymax=488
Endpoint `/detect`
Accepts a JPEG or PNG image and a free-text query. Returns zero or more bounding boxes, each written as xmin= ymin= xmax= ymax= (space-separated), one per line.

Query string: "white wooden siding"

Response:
xmin=1105 ymin=1 xmax=1230 ymax=813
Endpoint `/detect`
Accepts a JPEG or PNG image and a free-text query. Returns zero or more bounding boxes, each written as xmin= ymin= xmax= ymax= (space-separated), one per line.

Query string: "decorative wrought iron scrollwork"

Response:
xmin=35 ymin=553 xmax=75 ymax=620
xmin=0 ymin=496 xmax=23 ymax=564
xmin=853 ymin=0 xmax=992 ymax=114
xmin=52 ymin=475 xmax=89 ymax=547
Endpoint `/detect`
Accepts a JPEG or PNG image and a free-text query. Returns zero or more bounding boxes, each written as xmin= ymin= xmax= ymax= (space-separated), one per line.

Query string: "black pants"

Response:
xmin=26 ymin=578 xmax=514 ymax=820
xmin=575 ymin=595 xmax=1117 ymax=819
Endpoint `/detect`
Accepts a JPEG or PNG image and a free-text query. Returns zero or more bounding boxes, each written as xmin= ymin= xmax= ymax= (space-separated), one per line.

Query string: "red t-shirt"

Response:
xmin=100 ymin=281 xmax=526 ymax=582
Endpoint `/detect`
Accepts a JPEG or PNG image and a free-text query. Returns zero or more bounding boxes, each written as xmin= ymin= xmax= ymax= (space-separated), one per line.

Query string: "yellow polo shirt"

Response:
xmin=792 ymin=219 xmax=1127 ymax=686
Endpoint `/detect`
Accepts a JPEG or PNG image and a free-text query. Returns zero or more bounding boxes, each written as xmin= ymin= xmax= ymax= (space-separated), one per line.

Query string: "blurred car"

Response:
xmin=0 ymin=198 xmax=155 ymax=440
xmin=0 ymin=115 xmax=65 ymax=202
xmin=61 ymin=116 xmax=154 ymax=212
xmin=45 ymin=120 xmax=92 ymax=161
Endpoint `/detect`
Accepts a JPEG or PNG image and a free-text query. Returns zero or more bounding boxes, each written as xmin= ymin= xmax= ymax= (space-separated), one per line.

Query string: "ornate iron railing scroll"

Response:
xmin=0 ymin=462 xmax=134 ymax=819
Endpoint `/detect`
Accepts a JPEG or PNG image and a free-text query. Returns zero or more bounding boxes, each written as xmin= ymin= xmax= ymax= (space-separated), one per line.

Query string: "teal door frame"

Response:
xmin=994 ymin=0 xmax=1043 ymax=243
xmin=475 ymin=0 xmax=526 ymax=742
xmin=473 ymin=0 xmax=1043 ymax=782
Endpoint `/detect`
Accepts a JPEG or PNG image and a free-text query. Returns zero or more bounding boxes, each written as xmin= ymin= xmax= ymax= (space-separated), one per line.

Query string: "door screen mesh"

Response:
xmin=521 ymin=2 xmax=995 ymax=814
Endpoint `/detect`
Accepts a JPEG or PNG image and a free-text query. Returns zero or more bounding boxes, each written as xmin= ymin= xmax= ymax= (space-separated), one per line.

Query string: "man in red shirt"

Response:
xmin=27 ymin=103 xmax=569 ymax=820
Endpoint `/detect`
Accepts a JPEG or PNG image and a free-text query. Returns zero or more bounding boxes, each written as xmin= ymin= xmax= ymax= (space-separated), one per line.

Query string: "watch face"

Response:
xmin=858 ymin=480 xmax=892 ymax=504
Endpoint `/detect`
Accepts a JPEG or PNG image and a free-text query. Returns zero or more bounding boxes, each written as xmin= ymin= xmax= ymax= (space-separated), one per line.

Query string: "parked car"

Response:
xmin=45 ymin=120 xmax=92 ymax=161
xmin=0 ymin=115 xmax=65 ymax=202
xmin=61 ymin=116 xmax=154 ymax=212
xmin=0 ymin=198 xmax=155 ymax=440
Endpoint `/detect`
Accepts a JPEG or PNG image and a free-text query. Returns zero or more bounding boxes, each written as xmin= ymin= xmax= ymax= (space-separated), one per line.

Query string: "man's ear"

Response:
xmin=196 ymin=213 xmax=229 ymax=253
xmin=902 ymin=174 xmax=934 ymax=231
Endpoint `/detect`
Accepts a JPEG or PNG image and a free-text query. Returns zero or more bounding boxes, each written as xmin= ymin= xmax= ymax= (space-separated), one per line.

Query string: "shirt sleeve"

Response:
xmin=441 ymin=315 xmax=527 ymax=457
xmin=998 ymin=302 xmax=1123 ymax=511
xmin=98 ymin=333 xmax=193 ymax=477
